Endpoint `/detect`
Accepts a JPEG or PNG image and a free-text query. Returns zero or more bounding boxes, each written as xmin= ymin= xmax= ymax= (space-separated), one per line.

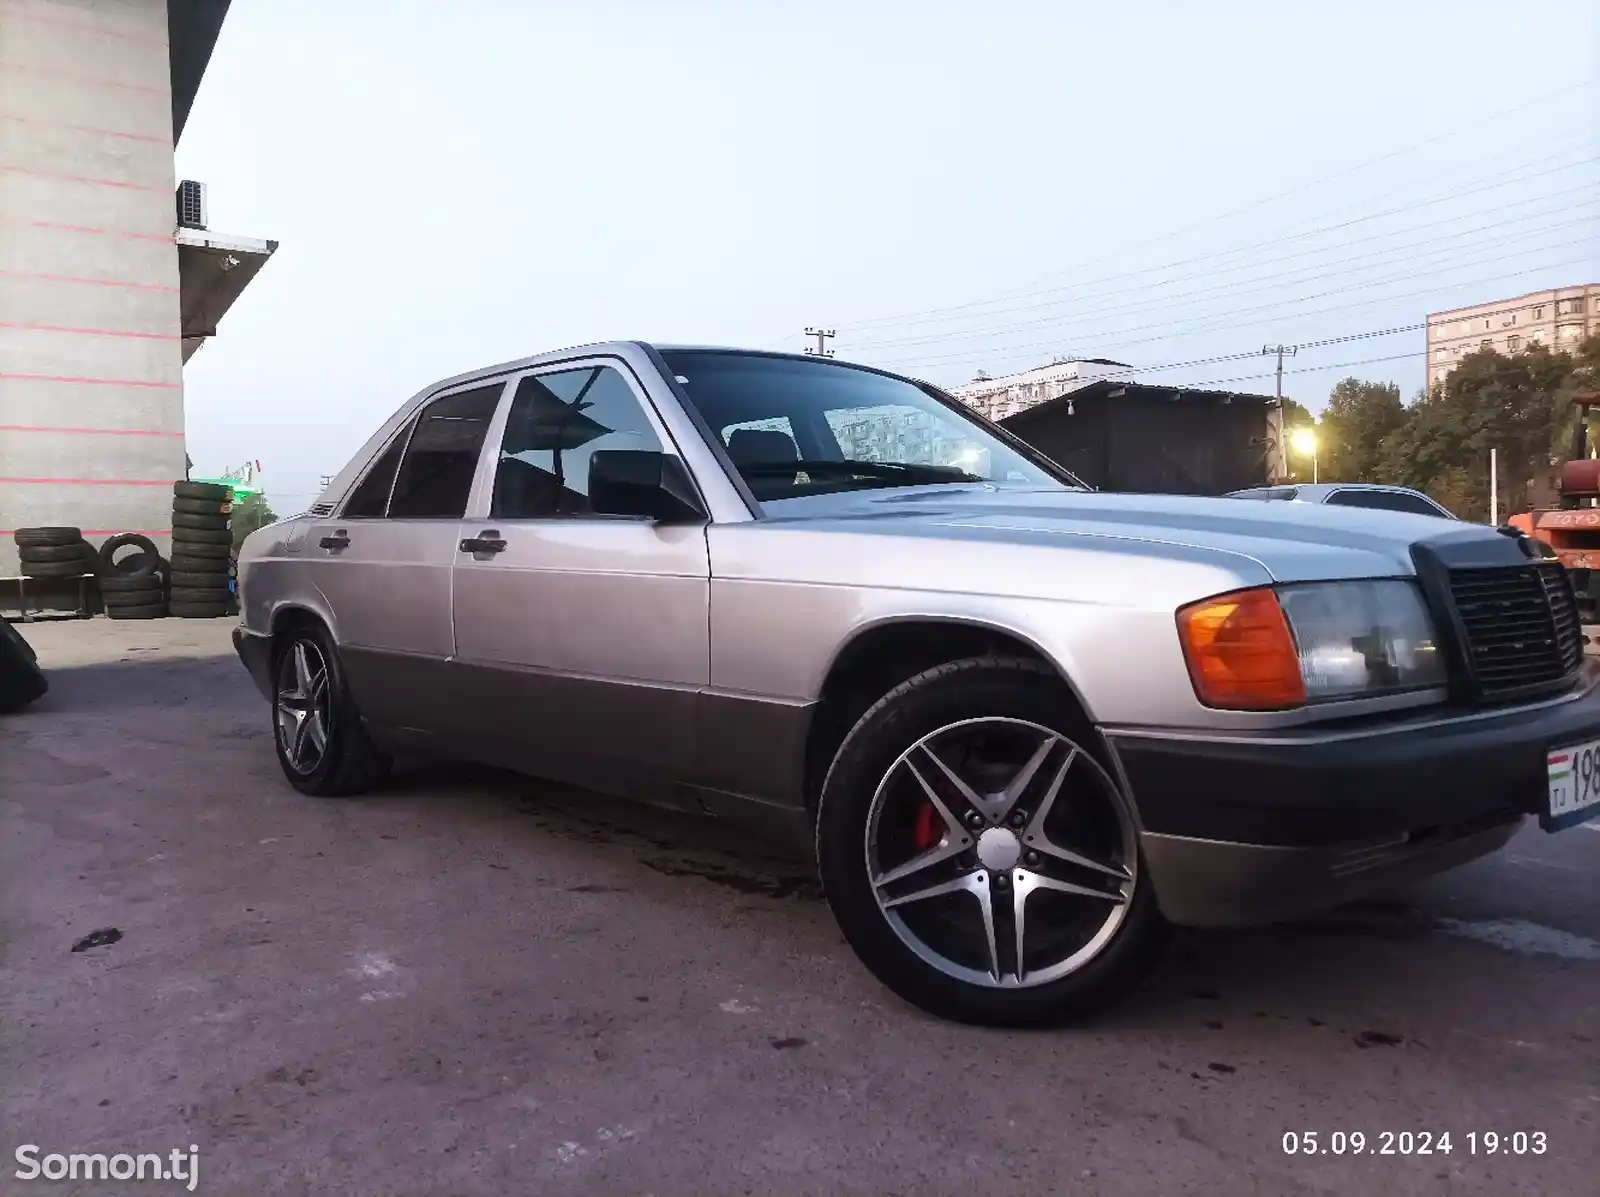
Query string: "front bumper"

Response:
xmin=234 ymin=626 xmax=273 ymax=701
xmin=1108 ymin=669 xmax=1600 ymax=927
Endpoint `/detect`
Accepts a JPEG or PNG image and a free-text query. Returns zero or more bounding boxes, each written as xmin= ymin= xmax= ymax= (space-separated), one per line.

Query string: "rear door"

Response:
xmin=305 ymin=380 xmax=505 ymax=731
xmin=449 ymin=359 xmax=711 ymax=790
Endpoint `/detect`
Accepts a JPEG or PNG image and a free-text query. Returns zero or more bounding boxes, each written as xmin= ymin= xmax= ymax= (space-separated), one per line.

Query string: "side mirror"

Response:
xmin=588 ymin=450 xmax=707 ymax=523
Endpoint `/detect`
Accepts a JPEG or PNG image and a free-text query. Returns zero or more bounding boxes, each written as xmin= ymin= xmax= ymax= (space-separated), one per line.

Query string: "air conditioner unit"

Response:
xmin=176 ymin=179 xmax=207 ymax=230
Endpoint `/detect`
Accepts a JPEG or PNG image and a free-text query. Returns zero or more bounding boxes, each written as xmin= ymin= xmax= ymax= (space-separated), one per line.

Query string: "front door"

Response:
xmin=307 ymin=380 xmax=505 ymax=731
xmin=449 ymin=359 xmax=711 ymax=792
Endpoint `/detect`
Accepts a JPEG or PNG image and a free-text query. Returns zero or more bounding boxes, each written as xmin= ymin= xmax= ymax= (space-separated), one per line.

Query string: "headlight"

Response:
xmin=1177 ymin=581 xmax=1444 ymax=711
xmin=1278 ymin=580 xmax=1445 ymax=700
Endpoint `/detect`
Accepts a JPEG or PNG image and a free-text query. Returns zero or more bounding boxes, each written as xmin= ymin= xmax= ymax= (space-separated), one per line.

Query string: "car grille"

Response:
xmin=1448 ymin=563 xmax=1583 ymax=699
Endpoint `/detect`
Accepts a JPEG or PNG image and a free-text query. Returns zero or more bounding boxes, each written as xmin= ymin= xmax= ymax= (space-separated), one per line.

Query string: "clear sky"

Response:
xmin=176 ymin=0 xmax=1600 ymax=511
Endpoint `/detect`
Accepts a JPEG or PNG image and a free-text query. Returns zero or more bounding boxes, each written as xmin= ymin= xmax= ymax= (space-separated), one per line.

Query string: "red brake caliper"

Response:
xmin=913 ymin=800 xmax=942 ymax=850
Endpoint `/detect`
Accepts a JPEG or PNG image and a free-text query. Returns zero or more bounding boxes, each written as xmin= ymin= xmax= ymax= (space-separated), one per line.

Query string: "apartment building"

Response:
xmin=1426 ymin=284 xmax=1599 ymax=387
xmin=947 ymin=358 xmax=1132 ymax=421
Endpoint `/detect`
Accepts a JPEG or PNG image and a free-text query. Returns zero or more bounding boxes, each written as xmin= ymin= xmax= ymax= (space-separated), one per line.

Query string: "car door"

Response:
xmin=303 ymin=379 xmax=506 ymax=732
xmin=449 ymin=359 xmax=711 ymax=794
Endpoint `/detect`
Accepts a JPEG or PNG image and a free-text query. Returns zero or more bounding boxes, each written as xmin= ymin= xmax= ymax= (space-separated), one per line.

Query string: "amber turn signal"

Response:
xmin=1176 ymin=587 xmax=1306 ymax=710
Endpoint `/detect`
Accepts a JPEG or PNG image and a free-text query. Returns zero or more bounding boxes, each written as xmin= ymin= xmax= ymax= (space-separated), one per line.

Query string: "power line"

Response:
xmin=843 ymin=149 xmax=1597 ymax=338
xmin=841 ymin=135 xmax=1596 ymax=336
xmin=863 ymin=252 xmax=1589 ymax=374
xmin=953 ymin=323 xmax=1428 ymax=395
xmin=846 ymin=206 xmax=1596 ymax=353
xmin=905 ymin=83 xmax=1592 ymax=317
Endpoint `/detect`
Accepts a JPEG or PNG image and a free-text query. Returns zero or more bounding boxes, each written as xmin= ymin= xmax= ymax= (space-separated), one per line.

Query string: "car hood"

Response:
xmin=762 ymin=485 xmax=1480 ymax=583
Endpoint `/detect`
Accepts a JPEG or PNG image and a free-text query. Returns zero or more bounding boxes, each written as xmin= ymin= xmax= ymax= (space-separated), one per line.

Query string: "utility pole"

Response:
xmin=804 ymin=327 xmax=836 ymax=358
xmin=1262 ymin=343 xmax=1298 ymax=481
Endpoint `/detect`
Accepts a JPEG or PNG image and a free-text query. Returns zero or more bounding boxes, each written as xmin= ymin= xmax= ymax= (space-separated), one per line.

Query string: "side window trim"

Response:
xmin=485 ymin=355 xmax=705 ymax=522
xmin=335 ymin=419 xmax=413 ymax=520
xmin=384 ymin=377 xmax=510 ymax=520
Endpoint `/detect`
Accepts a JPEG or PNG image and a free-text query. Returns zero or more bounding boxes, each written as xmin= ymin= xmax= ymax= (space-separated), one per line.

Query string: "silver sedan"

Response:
xmin=235 ymin=342 xmax=1600 ymax=1025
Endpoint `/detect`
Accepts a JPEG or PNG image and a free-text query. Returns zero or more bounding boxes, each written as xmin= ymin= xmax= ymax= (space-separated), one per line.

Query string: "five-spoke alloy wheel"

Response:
xmin=269 ymin=620 xmax=390 ymax=797
xmin=817 ymin=657 xmax=1168 ymax=1025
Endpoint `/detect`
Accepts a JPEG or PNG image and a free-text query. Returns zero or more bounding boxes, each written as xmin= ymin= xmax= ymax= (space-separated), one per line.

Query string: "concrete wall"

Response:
xmin=0 ymin=0 xmax=183 ymax=574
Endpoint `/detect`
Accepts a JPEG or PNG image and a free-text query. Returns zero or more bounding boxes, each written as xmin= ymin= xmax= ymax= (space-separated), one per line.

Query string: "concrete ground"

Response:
xmin=3 ymin=618 xmax=1597 ymax=1197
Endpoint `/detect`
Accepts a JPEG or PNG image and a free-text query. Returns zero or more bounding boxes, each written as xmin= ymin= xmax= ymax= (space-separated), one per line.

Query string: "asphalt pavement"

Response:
xmin=2 ymin=618 xmax=1597 ymax=1196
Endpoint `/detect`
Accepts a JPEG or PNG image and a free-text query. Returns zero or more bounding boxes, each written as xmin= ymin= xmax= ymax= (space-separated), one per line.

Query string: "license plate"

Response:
xmin=1545 ymin=739 xmax=1600 ymax=832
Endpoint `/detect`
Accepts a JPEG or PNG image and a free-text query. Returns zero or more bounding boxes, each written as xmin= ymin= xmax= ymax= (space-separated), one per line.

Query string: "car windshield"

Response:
xmin=659 ymin=350 xmax=1075 ymax=502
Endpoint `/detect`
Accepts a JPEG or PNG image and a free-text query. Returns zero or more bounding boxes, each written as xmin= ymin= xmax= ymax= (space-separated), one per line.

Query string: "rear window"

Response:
xmin=1325 ymin=489 xmax=1450 ymax=518
xmin=1228 ymin=487 xmax=1299 ymax=501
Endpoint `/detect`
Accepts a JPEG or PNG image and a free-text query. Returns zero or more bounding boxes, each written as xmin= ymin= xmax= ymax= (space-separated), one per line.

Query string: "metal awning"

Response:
xmin=177 ymin=228 xmax=278 ymax=363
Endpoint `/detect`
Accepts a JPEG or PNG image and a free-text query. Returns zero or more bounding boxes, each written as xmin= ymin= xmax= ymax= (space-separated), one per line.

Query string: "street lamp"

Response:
xmin=1290 ymin=427 xmax=1318 ymax=484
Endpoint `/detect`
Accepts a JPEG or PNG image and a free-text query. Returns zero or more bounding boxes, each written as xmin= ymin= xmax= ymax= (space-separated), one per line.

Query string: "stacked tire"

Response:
xmin=169 ymin=481 xmax=234 ymax=618
xmin=97 ymin=532 xmax=167 ymax=619
xmin=13 ymin=527 xmax=96 ymax=579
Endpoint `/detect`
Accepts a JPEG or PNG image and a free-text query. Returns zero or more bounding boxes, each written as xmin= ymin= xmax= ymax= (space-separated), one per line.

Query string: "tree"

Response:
xmin=1379 ymin=343 xmax=1577 ymax=521
xmin=1318 ymin=378 xmax=1405 ymax=482
xmin=231 ymin=494 xmax=278 ymax=550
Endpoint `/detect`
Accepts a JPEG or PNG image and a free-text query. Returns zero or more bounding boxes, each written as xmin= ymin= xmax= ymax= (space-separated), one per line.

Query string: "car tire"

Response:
xmin=171 ymin=512 xmax=230 ymax=531
xmin=13 ymin=526 xmax=82 ymax=549
xmin=815 ymin=655 xmax=1168 ymax=1027
xmin=97 ymin=532 xmax=160 ymax=578
xmin=168 ymin=552 xmax=229 ymax=572
xmin=169 ymin=585 xmax=231 ymax=604
xmin=19 ymin=559 xmax=95 ymax=578
xmin=171 ymin=526 xmax=233 ymax=547
xmin=168 ymin=570 xmax=230 ymax=589
xmin=167 ymin=541 xmax=231 ymax=561
xmin=18 ymin=542 xmax=89 ymax=563
xmin=174 ymin=481 xmax=232 ymax=502
xmin=0 ymin=619 xmax=48 ymax=713
xmin=104 ymin=601 xmax=167 ymax=620
xmin=173 ymin=497 xmax=231 ymax=516
xmin=270 ymin=621 xmax=390 ymax=797
xmin=99 ymin=573 xmax=165 ymax=594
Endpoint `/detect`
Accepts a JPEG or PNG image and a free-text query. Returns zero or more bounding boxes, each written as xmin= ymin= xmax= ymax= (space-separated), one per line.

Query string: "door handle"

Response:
xmin=459 ymin=533 xmax=507 ymax=555
xmin=319 ymin=532 xmax=350 ymax=551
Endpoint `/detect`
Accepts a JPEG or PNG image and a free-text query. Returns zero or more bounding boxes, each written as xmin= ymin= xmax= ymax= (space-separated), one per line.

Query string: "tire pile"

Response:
xmin=97 ymin=532 xmax=168 ymax=619
xmin=11 ymin=527 xmax=96 ymax=579
xmin=169 ymin=481 xmax=235 ymax=619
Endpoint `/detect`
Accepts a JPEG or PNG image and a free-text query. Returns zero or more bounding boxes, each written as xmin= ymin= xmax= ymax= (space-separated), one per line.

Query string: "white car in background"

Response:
xmin=1226 ymin=482 xmax=1455 ymax=519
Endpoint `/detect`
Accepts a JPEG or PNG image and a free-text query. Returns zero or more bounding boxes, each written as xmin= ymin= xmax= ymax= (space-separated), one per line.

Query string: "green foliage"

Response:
xmin=231 ymin=493 xmax=279 ymax=550
xmin=1314 ymin=333 xmax=1599 ymax=523
xmin=1318 ymin=378 xmax=1405 ymax=483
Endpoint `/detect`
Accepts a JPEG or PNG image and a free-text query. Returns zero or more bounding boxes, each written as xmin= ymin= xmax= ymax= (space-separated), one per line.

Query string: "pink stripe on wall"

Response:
xmin=0 ymin=529 xmax=172 ymax=536
xmin=0 ymin=270 xmax=178 ymax=292
xmin=0 ymin=424 xmax=184 ymax=437
xmin=0 ymin=373 xmax=179 ymax=389
xmin=0 ymin=477 xmax=174 ymax=486
xmin=0 ymin=113 xmax=169 ymax=145
xmin=0 ymin=322 xmax=180 ymax=341
xmin=0 ymin=61 xmax=170 ymax=95
xmin=0 ymin=217 xmax=172 ymax=243
xmin=0 ymin=8 xmax=171 ymax=48
xmin=1 ymin=164 xmax=167 ymax=193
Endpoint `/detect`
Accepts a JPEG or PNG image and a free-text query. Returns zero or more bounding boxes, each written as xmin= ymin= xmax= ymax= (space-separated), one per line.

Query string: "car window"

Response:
xmin=490 ymin=364 xmax=664 ymax=519
xmin=385 ymin=383 xmax=503 ymax=519
xmin=1227 ymin=486 xmax=1299 ymax=502
xmin=1325 ymin=489 xmax=1449 ymax=518
xmin=661 ymin=350 xmax=1065 ymax=501
xmin=340 ymin=428 xmax=409 ymax=518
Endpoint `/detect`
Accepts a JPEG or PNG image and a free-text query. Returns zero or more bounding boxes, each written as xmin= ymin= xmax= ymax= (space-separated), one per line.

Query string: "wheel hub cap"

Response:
xmin=975 ymin=827 xmax=1023 ymax=871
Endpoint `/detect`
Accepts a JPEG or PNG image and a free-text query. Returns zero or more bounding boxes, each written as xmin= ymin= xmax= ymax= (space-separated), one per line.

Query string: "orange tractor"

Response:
xmin=1508 ymin=391 xmax=1600 ymax=622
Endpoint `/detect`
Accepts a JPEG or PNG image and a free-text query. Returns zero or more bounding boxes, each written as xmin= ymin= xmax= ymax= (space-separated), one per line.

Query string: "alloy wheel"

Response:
xmin=275 ymin=640 xmax=331 ymax=775
xmin=864 ymin=717 xmax=1136 ymax=988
